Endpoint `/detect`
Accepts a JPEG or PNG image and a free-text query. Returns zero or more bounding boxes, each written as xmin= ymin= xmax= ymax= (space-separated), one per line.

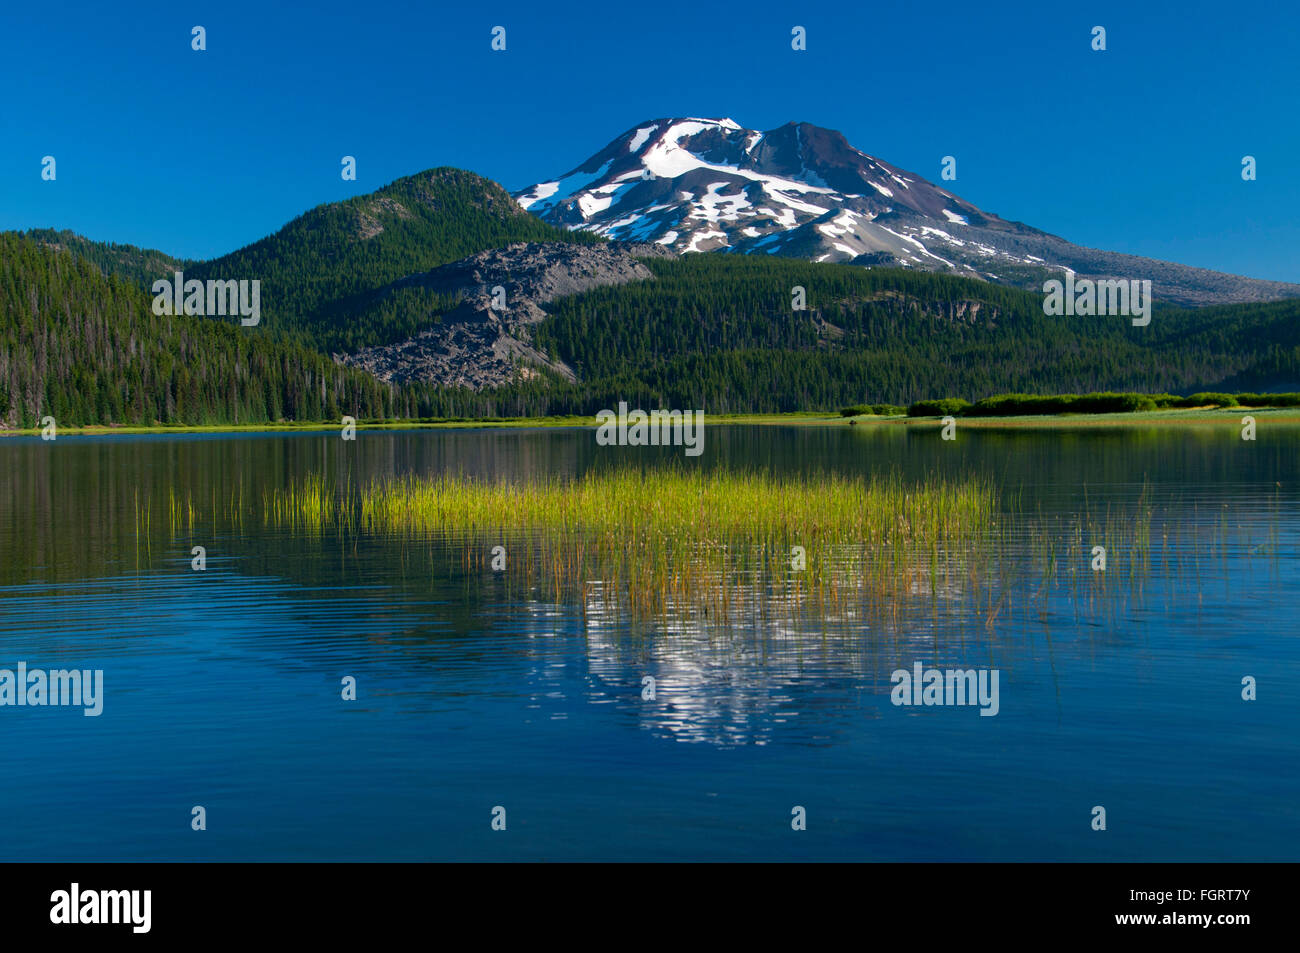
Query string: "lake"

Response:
xmin=0 ymin=422 xmax=1296 ymax=860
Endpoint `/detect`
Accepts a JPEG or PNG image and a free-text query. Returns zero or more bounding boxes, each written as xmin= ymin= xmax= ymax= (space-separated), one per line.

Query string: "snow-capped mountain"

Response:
xmin=514 ymin=118 xmax=1300 ymax=306
xmin=515 ymin=118 xmax=1004 ymax=264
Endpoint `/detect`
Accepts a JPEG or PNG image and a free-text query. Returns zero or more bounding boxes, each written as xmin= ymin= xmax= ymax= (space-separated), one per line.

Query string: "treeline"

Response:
xmin=906 ymin=391 xmax=1300 ymax=417
xmin=12 ymin=228 xmax=193 ymax=289
xmin=0 ymin=235 xmax=401 ymax=427
xmin=377 ymin=258 xmax=1300 ymax=419
xmin=519 ymin=255 xmax=1300 ymax=414
xmin=9 ymin=217 xmax=1300 ymax=425
xmin=0 ymin=232 xmax=605 ymax=426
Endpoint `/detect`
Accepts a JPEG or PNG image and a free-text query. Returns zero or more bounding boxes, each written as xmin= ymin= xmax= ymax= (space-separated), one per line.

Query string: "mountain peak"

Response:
xmin=512 ymin=117 xmax=1300 ymax=305
xmin=513 ymin=116 xmax=996 ymax=261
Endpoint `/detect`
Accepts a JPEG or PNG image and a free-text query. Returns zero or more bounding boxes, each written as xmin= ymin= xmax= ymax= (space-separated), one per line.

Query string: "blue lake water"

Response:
xmin=0 ymin=423 xmax=1296 ymax=860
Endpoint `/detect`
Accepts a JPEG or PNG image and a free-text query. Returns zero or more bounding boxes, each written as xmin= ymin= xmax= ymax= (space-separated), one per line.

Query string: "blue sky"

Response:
xmin=2 ymin=0 xmax=1297 ymax=281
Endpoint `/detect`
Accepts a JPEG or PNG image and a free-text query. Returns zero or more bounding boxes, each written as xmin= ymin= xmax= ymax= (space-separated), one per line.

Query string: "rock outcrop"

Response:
xmin=338 ymin=241 xmax=669 ymax=388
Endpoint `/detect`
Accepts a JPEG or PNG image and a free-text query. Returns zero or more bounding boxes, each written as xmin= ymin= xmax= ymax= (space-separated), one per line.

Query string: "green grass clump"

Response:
xmin=871 ymin=403 xmax=907 ymax=417
xmin=907 ymin=398 xmax=971 ymax=417
xmin=1151 ymin=392 xmax=1237 ymax=409
xmin=356 ymin=467 xmax=990 ymax=542
xmin=1166 ymin=392 xmax=1239 ymax=408
xmin=965 ymin=392 xmax=1156 ymax=416
xmin=907 ymin=390 xmax=1300 ymax=419
xmin=840 ymin=404 xmax=906 ymax=417
xmin=837 ymin=400 xmax=899 ymax=416
xmin=263 ymin=466 xmax=998 ymax=621
xmin=1235 ymin=392 xmax=1300 ymax=407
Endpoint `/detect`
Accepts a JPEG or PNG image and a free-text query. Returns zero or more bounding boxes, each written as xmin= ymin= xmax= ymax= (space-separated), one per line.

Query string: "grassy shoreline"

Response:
xmin=3 ymin=406 xmax=1298 ymax=437
xmin=892 ymin=406 xmax=1300 ymax=428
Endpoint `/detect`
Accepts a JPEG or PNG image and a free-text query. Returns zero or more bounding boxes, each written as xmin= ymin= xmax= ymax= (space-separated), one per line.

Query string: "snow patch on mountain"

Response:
xmin=627 ymin=124 xmax=659 ymax=152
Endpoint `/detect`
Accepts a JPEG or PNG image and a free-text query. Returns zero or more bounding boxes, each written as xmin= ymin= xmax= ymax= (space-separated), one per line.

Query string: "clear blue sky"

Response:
xmin=2 ymin=0 xmax=1296 ymax=281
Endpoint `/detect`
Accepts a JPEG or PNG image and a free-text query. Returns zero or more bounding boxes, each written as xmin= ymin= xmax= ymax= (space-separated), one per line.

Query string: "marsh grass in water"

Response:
xmin=249 ymin=467 xmax=995 ymax=622
xmin=150 ymin=467 xmax=1281 ymax=630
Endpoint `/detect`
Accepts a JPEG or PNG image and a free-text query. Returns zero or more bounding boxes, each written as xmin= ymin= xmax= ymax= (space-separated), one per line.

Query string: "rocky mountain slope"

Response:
xmin=337 ymin=241 xmax=667 ymax=388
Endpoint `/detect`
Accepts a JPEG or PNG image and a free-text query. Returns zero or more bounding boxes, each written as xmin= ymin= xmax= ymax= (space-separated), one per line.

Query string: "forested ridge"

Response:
xmin=512 ymin=256 xmax=1300 ymax=414
xmin=185 ymin=167 xmax=601 ymax=353
xmin=12 ymin=228 xmax=193 ymax=289
xmin=0 ymin=234 xmax=399 ymax=427
xmin=5 ymin=190 xmax=1300 ymax=425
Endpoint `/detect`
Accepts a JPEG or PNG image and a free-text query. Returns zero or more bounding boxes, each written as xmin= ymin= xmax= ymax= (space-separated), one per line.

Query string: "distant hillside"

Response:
xmin=327 ymin=251 xmax=1300 ymax=419
xmin=13 ymin=228 xmax=193 ymax=290
xmin=0 ymin=233 xmax=397 ymax=428
xmin=512 ymin=255 xmax=1300 ymax=414
xmin=185 ymin=168 xmax=602 ymax=353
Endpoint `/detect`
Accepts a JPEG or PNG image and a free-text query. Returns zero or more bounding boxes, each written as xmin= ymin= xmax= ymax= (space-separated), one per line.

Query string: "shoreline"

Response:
xmin=2 ymin=406 xmax=1298 ymax=437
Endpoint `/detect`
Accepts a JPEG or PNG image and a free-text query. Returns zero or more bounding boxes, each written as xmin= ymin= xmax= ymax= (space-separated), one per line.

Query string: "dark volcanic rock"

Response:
xmin=337 ymin=241 xmax=666 ymax=388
